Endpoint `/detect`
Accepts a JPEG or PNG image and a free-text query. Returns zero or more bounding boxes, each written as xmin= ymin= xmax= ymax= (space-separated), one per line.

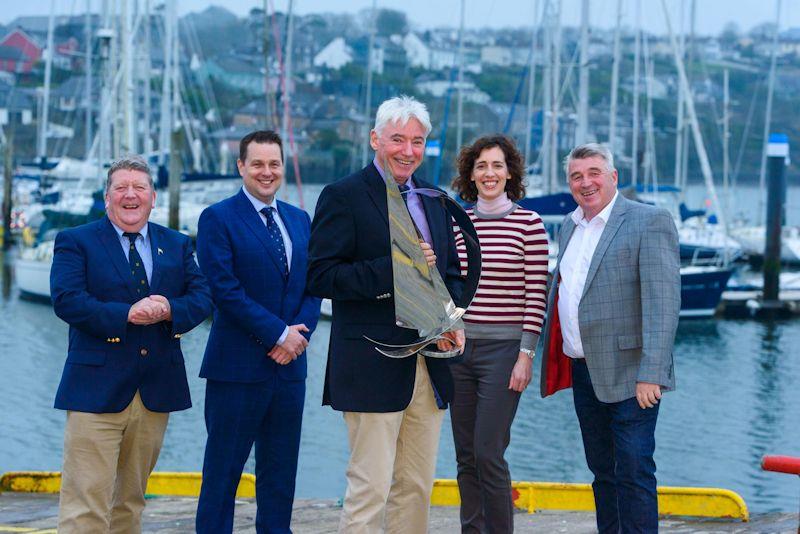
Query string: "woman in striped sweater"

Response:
xmin=450 ymin=134 xmax=549 ymax=533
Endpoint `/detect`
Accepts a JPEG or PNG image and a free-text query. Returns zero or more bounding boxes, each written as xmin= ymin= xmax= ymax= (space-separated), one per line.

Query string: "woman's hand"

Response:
xmin=508 ymin=352 xmax=533 ymax=392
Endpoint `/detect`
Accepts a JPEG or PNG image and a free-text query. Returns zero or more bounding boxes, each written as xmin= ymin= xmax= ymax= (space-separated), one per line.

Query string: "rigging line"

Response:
xmin=267 ymin=0 xmax=303 ymax=208
xmin=731 ymin=78 xmax=762 ymax=188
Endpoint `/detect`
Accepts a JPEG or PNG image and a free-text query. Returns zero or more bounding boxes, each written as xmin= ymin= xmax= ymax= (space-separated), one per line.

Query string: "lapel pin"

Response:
xmin=158 ymin=247 xmax=164 ymax=255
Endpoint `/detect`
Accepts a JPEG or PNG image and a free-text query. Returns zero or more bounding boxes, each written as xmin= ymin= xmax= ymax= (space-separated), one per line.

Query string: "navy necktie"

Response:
xmin=123 ymin=232 xmax=150 ymax=295
xmin=398 ymin=184 xmax=410 ymax=207
xmin=260 ymin=207 xmax=288 ymax=276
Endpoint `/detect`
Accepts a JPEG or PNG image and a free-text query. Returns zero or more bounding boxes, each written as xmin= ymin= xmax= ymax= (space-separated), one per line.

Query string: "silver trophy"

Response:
xmin=365 ymin=159 xmax=481 ymax=359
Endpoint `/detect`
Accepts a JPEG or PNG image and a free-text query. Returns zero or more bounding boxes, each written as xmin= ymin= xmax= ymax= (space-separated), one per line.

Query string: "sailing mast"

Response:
xmin=608 ymin=0 xmax=622 ymax=151
xmin=523 ymin=0 xmax=539 ymax=169
xmin=723 ymin=68 xmax=730 ymax=220
xmin=630 ymin=0 xmax=641 ymax=187
xmin=661 ymin=0 xmax=727 ymax=236
xmin=360 ymin=0 xmax=377 ymax=168
xmin=548 ymin=0 xmax=561 ymax=192
xmin=757 ymin=0 xmax=781 ymax=222
xmin=37 ymin=1 xmax=56 ymax=164
xmin=158 ymin=0 xmax=175 ymax=166
xmin=456 ymin=0 xmax=465 ymax=151
xmin=85 ymin=1 xmax=93 ymax=157
xmin=575 ymin=0 xmax=589 ymax=146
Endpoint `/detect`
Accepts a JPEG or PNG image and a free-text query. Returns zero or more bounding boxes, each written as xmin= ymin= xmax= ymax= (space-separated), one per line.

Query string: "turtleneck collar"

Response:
xmin=476 ymin=192 xmax=514 ymax=216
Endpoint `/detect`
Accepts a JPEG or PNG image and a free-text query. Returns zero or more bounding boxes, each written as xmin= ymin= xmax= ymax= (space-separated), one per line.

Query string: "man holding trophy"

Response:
xmin=307 ymin=95 xmax=466 ymax=533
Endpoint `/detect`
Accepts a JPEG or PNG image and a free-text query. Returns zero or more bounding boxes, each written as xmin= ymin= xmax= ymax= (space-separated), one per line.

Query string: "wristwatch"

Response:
xmin=520 ymin=348 xmax=535 ymax=359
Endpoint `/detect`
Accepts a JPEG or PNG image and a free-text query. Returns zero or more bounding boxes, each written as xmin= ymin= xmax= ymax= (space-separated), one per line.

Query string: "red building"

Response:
xmin=0 ymin=29 xmax=42 ymax=73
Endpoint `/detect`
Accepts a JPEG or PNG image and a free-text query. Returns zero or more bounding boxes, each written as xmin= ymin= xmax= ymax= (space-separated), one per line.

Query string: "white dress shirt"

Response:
xmin=241 ymin=186 xmax=292 ymax=345
xmin=557 ymin=191 xmax=619 ymax=359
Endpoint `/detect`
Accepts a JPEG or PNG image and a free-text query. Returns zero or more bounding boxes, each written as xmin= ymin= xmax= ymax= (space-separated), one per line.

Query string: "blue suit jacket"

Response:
xmin=196 ymin=189 xmax=321 ymax=383
xmin=51 ymin=217 xmax=213 ymax=413
xmin=307 ymin=164 xmax=464 ymax=412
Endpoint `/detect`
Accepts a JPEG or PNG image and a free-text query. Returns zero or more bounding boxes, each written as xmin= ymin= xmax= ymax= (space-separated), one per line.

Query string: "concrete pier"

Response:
xmin=0 ymin=492 xmax=797 ymax=533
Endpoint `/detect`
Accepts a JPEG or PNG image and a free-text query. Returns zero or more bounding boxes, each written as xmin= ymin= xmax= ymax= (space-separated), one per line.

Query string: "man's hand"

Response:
xmin=635 ymin=382 xmax=662 ymax=409
xmin=268 ymin=345 xmax=294 ymax=365
xmin=279 ymin=324 xmax=310 ymax=357
xmin=128 ymin=297 xmax=170 ymax=325
xmin=148 ymin=295 xmax=172 ymax=321
xmin=508 ymin=353 xmax=533 ymax=392
xmin=436 ymin=329 xmax=465 ymax=354
xmin=420 ymin=240 xmax=436 ymax=267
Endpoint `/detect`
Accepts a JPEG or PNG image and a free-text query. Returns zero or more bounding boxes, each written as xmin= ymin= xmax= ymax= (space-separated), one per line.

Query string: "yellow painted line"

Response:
xmin=0 ymin=527 xmax=56 ymax=533
xmin=431 ymin=479 xmax=749 ymax=521
xmin=1 ymin=472 xmax=748 ymax=521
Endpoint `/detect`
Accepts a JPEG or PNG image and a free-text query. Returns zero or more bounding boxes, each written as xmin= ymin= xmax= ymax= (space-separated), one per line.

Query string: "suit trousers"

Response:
xmin=57 ymin=391 xmax=169 ymax=534
xmin=196 ymin=377 xmax=305 ymax=534
xmin=338 ymin=355 xmax=444 ymax=534
xmin=450 ymin=338 xmax=522 ymax=534
xmin=572 ymin=359 xmax=660 ymax=534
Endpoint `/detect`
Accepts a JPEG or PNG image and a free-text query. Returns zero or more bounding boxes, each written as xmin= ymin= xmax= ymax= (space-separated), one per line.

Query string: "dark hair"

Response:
xmin=239 ymin=130 xmax=284 ymax=163
xmin=452 ymin=134 xmax=526 ymax=203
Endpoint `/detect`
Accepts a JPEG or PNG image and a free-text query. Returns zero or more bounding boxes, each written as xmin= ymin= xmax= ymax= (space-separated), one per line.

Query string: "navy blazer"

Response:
xmin=51 ymin=217 xmax=213 ymax=413
xmin=196 ymin=189 xmax=321 ymax=383
xmin=307 ymin=163 xmax=464 ymax=413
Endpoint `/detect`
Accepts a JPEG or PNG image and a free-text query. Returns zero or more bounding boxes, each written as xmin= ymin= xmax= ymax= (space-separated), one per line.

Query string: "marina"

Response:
xmin=1 ymin=0 xmax=800 ymax=530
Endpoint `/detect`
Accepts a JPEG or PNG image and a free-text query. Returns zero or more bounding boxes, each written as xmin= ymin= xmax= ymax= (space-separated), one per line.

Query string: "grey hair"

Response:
xmin=563 ymin=143 xmax=615 ymax=178
xmin=373 ymin=95 xmax=432 ymax=137
xmin=106 ymin=155 xmax=154 ymax=191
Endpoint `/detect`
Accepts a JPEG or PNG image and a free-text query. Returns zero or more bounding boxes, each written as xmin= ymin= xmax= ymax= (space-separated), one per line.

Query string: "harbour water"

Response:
xmin=1 ymin=267 xmax=799 ymax=513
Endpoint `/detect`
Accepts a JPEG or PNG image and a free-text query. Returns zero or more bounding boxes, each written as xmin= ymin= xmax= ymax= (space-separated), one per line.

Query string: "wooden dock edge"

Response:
xmin=0 ymin=471 xmax=749 ymax=521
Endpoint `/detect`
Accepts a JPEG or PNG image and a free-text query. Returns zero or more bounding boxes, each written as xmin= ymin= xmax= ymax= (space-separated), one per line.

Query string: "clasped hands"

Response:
xmin=128 ymin=295 xmax=171 ymax=325
xmin=268 ymin=324 xmax=310 ymax=365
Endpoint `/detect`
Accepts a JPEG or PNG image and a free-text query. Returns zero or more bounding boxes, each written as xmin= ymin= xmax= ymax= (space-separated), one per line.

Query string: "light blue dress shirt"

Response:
xmin=111 ymin=221 xmax=153 ymax=284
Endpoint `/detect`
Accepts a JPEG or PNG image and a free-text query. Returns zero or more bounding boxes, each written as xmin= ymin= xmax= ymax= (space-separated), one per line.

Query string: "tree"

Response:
xmin=719 ymin=22 xmax=741 ymax=47
xmin=376 ymin=9 xmax=408 ymax=37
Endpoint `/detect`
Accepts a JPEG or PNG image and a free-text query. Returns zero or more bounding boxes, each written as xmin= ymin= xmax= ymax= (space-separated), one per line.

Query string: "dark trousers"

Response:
xmin=572 ymin=358 xmax=660 ymax=534
xmin=450 ymin=338 xmax=522 ymax=533
xmin=196 ymin=377 xmax=305 ymax=534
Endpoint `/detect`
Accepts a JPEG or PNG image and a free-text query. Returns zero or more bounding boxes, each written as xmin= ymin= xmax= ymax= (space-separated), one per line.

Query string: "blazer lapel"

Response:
xmin=147 ymin=223 xmax=163 ymax=292
xmin=277 ymin=201 xmax=301 ymax=284
xmin=97 ymin=217 xmax=138 ymax=300
xmin=557 ymin=217 xmax=576 ymax=265
xmin=580 ymin=195 xmax=628 ymax=300
xmin=364 ymin=163 xmax=390 ymax=226
xmin=233 ymin=189 xmax=285 ymax=275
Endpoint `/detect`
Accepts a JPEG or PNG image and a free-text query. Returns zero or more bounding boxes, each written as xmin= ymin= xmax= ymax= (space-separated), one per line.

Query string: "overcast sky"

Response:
xmin=1 ymin=0 xmax=795 ymax=36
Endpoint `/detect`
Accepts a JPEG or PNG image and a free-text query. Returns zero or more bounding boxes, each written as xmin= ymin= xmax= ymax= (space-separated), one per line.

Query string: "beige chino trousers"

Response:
xmin=57 ymin=391 xmax=169 ymax=534
xmin=339 ymin=355 xmax=445 ymax=534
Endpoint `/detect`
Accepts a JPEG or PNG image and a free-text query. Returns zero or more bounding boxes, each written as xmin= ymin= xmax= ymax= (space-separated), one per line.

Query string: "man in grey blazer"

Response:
xmin=540 ymin=143 xmax=680 ymax=533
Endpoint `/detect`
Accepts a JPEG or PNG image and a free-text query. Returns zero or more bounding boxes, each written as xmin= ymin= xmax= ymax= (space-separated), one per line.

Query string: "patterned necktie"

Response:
xmin=123 ymin=232 xmax=150 ymax=295
xmin=260 ymin=207 xmax=288 ymax=276
xmin=398 ymin=184 xmax=410 ymax=207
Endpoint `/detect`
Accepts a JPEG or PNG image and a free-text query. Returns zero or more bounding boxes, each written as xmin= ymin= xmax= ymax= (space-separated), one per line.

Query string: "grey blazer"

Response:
xmin=539 ymin=194 xmax=681 ymax=403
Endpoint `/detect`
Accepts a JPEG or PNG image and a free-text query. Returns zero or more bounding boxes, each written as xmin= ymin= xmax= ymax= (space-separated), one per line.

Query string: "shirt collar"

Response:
xmin=242 ymin=185 xmax=277 ymax=213
xmin=571 ymin=190 xmax=619 ymax=226
xmin=373 ymin=157 xmax=416 ymax=189
xmin=110 ymin=219 xmax=149 ymax=240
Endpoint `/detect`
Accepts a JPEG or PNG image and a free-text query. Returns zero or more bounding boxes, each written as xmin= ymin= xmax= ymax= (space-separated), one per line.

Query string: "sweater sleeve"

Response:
xmin=521 ymin=212 xmax=549 ymax=347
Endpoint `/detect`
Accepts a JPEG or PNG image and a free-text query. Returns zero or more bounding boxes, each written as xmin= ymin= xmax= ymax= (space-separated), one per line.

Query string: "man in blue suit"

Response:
xmin=51 ymin=155 xmax=212 ymax=533
xmin=307 ymin=96 xmax=464 ymax=533
xmin=195 ymin=130 xmax=321 ymax=533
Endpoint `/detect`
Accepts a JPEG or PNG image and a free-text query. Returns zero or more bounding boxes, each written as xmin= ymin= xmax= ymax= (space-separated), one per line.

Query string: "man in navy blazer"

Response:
xmin=50 ymin=155 xmax=212 ymax=533
xmin=195 ymin=130 xmax=321 ymax=533
xmin=307 ymin=96 xmax=464 ymax=533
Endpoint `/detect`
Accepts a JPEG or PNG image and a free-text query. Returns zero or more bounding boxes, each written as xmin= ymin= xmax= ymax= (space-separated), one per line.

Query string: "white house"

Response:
xmin=313 ymin=37 xmax=352 ymax=70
